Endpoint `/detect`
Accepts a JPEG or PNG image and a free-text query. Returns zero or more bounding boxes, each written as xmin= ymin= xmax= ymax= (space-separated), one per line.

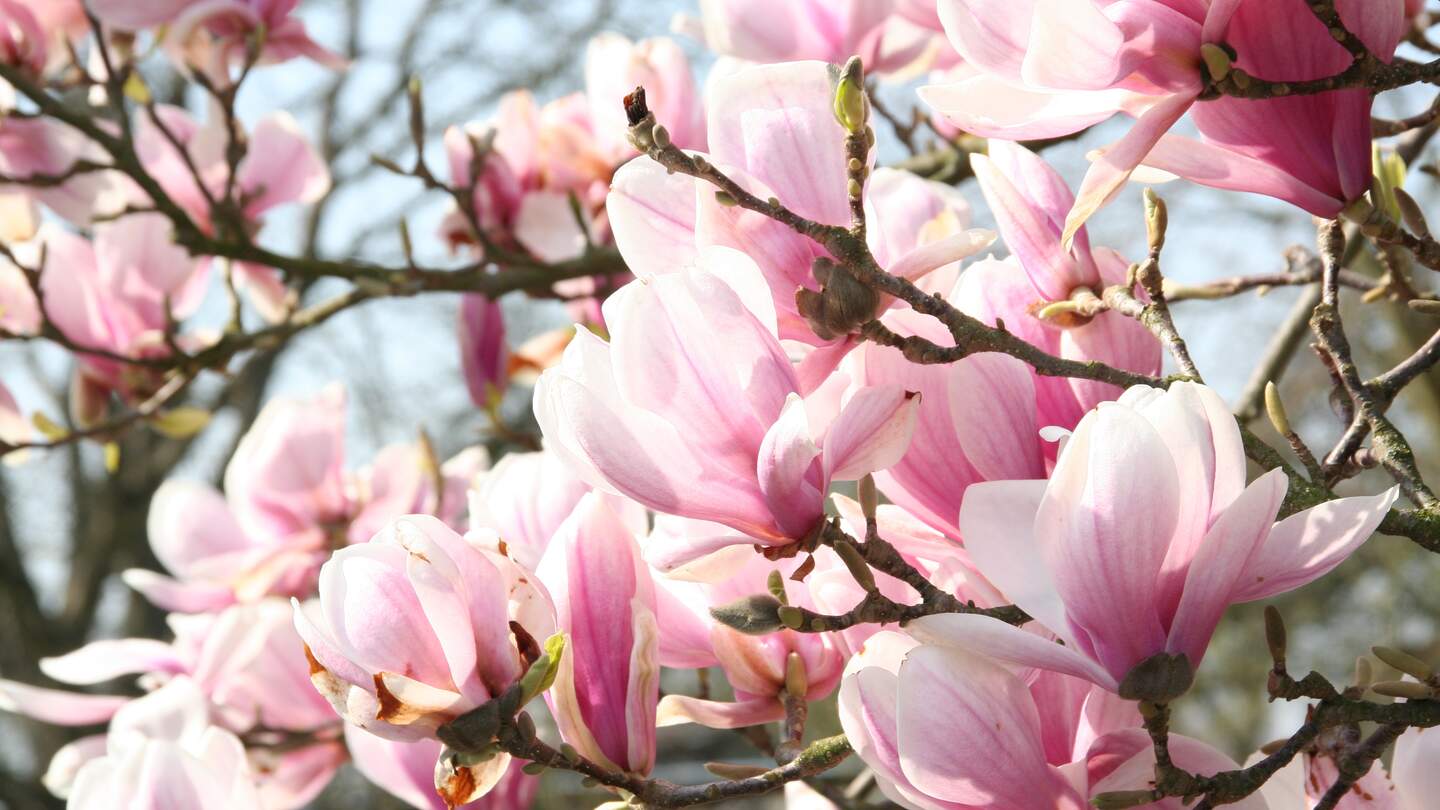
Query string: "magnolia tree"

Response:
xmin=5 ymin=0 xmax=1440 ymax=808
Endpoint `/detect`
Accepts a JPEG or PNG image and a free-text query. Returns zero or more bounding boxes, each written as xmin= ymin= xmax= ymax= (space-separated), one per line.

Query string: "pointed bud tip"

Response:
xmin=709 ymin=594 xmax=785 ymax=635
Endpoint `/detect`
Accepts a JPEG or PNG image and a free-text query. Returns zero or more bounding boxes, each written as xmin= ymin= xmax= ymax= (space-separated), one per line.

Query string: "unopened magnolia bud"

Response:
xmin=1396 ymin=188 xmax=1430 ymax=237
xmin=832 ymin=56 xmax=868 ymax=133
xmin=560 ymin=742 xmax=582 ymax=763
xmin=1264 ymin=382 xmax=1291 ymax=437
xmin=1373 ymin=646 xmax=1435 ymax=682
xmin=767 ymin=570 xmax=789 ymax=605
xmin=785 ymin=651 xmax=808 ymax=698
xmin=1118 ymin=652 xmax=1194 ymax=702
xmin=705 ymin=762 xmax=772 ymax=779
xmin=1409 ymin=299 xmax=1440 ymax=316
xmin=521 ymin=761 xmax=547 ymax=775
xmin=834 ymin=540 xmax=877 ymax=593
xmin=847 ymin=178 xmax=863 ymax=199
xmin=1265 ymin=605 xmax=1287 ymax=663
xmin=714 ymin=191 xmax=738 ymax=207
xmin=1091 ymin=789 xmax=1159 ymax=809
xmin=1143 ymin=189 xmax=1167 ymax=253
xmin=1200 ymin=43 xmax=1233 ymax=81
xmin=777 ymin=605 xmax=805 ymax=630
xmin=1371 ymin=680 xmax=1437 ymax=700
xmin=652 ymin=124 xmax=671 ymax=150
xmin=858 ymin=474 xmax=878 ymax=520
xmin=710 ymin=594 xmax=784 ymax=635
xmin=623 ymin=86 xmax=649 ymax=126
xmin=407 ymin=76 xmax=425 ymax=147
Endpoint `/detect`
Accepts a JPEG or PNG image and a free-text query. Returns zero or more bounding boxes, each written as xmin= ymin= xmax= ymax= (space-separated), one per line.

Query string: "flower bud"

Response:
xmin=785 ymin=651 xmax=808 ymax=699
xmin=1396 ymin=187 xmax=1430 ymax=237
xmin=833 ymin=540 xmax=876 ymax=593
xmin=1371 ymin=680 xmax=1437 ymax=700
xmin=1091 ymin=790 xmax=1160 ymax=809
xmin=1264 ymin=382 xmax=1291 ymax=437
xmin=1143 ymin=188 xmax=1167 ymax=254
xmin=705 ymin=762 xmax=772 ymax=779
xmin=768 ymin=569 xmax=790 ymax=604
xmin=831 ymin=56 xmax=868 ymax=134
xmin=710 ymin=594 xmax=785 ymax=635
xmin=1264 ymin=605 xmax=1287 ymax=664
xmin=858 ymin=475 xmax=878 ymax=520
xmin=1372 ymin=645 xmax=1434 ymax=682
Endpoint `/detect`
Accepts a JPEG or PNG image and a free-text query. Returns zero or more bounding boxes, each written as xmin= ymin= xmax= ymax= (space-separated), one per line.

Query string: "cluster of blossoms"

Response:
xmin=2 ymin=1 xmax=1440 ymax=809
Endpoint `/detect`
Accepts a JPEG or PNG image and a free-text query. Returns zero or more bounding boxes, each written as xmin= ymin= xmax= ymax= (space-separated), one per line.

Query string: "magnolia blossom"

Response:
xmin=467 ymin=448 xmax=591 ymax=571
xmin=89 ymin=0 xmax=343 ymax=75
xmin=345 ymin=727 xmax=538 ymax=810
xmin=539 ymin=492 xmax=659 ymax=774
xmin=0 ymin=0 xmax=46 ymax=72
xmin=839 ymin=631 xmax=1266 ymax=810
xmin=123 ymin=104 xmax=330 ymax=321
xmin=922 ymin=0 xmax=1406 ymax=236
xmin=127 ymin=387 xmax=480 ymax=612
xmin=910 ymin=382 xmax=1398 ymax=698
xmin=441 ymin=32 xmax=701 ymax=278
xmin=37 ymin=216 xmax=208 ymax=424
xmin=535 ymin=250 xmax=920 ymax=559
xmin=293 ymin=515 xmax=555 ymax=745
xmin=459 ymin=293 xmax=510 ymax=409
xmin=683 ymin=0 xmax=934 ymax=75
xmin=608 ymin=60 xmax=994 ymax=364
xmin=656 ymin=553 xmax=845 ymax=729
xmin=586 ymin=32 xmax=704 ymax=159
xmin=0 ymin=602 xmax=343 ymax=808
xmin=963 ymin=140 xmax=1161 ymax=432
xmin=67 ymin=678 xmax=262 ymax=810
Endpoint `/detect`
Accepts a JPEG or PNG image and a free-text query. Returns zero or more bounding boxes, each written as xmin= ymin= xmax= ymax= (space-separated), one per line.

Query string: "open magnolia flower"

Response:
xmin=1254 ymin=721 xmax=1438 ymax=810
xmin=66 ymin=678 xmax=262 ymax=810
xmin=0 ymin=599 xmax=345 ymax=808
xmin=129 ymin=386 xmax=481 ymax=612
xmin=910 ymin=381 xmax=1398 ymax=699
xmin=535 ymin=249 xmax=920 ymax=560
xmin=922 ymin=0 xmax=1406 ymax=236
xmin=839 ymin=631 xmax=1266 ymax=810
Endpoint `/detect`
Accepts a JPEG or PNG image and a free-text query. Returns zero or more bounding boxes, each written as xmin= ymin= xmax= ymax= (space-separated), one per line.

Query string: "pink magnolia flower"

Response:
xmin=963 ymin=140 xmax=1160 ymax=433
xmin=467 ymin=449 xmax=591 ymax=572
xmin=0 ymin=0 xmax=46 ymax=72
xmin=0 ymin=114 xmax=114 ymax=225
xmin=441 ymin=90 xmax=612 ymax=267
xmin=127 ymin=103 xmax=331 ymax=321
xmin=67 ymin=678 xmax=262 ymax=810
xmin=538 ymin=492 xmax=659 ymax=774
xmin=37 ymin=216 xmax=208 ymax=423
xmin=656 ymin=553 xmax=845 ymax=729
xmin=0 ymin=600 xmax=345 ymax=808
xmin=909 ymin=381 xmax=1398 ymax=698
xmin=293 ymin=515 xmax=556 ymax=750
xmin=345 ymin=726 xmax=538 ymax=810
xmin=459 ymin=294 xmax=510 ymax=410
xmin=126 ymin=386 xmax=480 ymax=612
xmin=839 ymin=631 xmax=1266 ymax=810
xmin=848 ymin=317 xmax=1047 ymax=538
xmin=808 ymin=497 xmax=1008 ymax=657
xmin=923 ymin=0 xmax=1406 ymax=237
xmin=534 ymin=250 xmax=920 ymax=560
xmin=90 ymin=0 xmax=343 ymax=75
xmin=585 ymin=33 xmax=705 ymax=159
xmin=1253 ymin=720 xmax=1438 ymax=810
xmin=608 ymin=61 xmax=994 ymax=361
xmin=685 ymin=0 xmax=929 ymax=74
